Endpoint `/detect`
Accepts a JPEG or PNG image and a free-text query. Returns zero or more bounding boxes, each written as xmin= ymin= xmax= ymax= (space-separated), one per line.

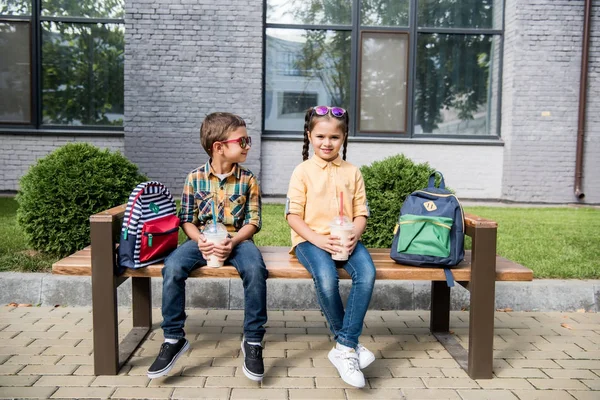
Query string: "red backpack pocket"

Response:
xmin=139 ymin=214 xmax=180 ymax=263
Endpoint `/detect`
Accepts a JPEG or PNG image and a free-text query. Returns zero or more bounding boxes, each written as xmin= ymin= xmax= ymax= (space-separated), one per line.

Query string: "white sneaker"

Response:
xmin=328 ymin=347 xmax=365 ymax=388
xmin=356 ymin=343 xmax=375 ymax=369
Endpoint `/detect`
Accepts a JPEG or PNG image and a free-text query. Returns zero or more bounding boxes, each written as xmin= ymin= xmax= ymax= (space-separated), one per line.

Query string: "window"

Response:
xmin=265 ymin=0 xmax=503 ymax=138
xmin=0 ymin=0 xmax=124 ymax=129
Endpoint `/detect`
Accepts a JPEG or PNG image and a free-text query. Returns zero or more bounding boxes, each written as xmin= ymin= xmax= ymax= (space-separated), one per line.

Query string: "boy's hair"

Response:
xmin=200 ymin=112 xmax=247 ymax=157
xmin=302 ymin=106 xmax=349 ymax=161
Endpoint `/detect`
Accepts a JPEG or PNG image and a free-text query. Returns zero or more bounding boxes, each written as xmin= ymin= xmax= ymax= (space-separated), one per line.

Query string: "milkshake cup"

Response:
xmin=329 ymin=216 xmax=354 ymax=261
xmin=202 ymin=223 xmax=228 ymax=267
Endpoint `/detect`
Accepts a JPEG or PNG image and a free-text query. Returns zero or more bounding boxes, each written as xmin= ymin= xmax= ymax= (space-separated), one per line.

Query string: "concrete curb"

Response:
xmin=1 ymin=272 xmax=598 ymax=312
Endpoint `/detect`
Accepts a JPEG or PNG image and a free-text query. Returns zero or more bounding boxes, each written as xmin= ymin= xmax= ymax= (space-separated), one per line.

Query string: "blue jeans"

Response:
xmin=161 ymin=239 xmax=268 ymax=342
xmin=295 ymin=241 xmax=375 ymax=349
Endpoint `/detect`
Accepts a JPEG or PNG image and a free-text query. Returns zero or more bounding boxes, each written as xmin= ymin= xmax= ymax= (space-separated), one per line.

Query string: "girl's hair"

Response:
xmin=200 ymin=112 xmax=246 ymax=157
xmin=302 ymin=106 xmax=349 ymax=161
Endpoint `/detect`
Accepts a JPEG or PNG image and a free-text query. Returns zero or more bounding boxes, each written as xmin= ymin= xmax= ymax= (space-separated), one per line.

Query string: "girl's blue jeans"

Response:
xmin=160 ymin=239 xmax=268 ymax=342
xmin=295 ymin=241 xmax=376 ymax=349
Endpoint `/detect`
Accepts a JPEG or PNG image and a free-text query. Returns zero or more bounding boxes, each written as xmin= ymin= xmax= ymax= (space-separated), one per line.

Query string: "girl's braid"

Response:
xmin=342 ymin=112 xmax=349 ymax=160
xmin=302 ymin=108 xmax=312 ymax=161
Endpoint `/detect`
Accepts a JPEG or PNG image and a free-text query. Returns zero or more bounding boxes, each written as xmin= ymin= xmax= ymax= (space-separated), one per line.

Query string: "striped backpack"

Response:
xmin=117 ymin=181 xmax=180 ymax=270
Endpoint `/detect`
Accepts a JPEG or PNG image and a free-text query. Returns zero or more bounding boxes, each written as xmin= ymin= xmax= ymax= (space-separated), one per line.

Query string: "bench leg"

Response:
xmin=91 ymin=219 xmax=119 ymax=375
xmin=132 ymin=277 xmax=152 ymax=327
xmin=430 ymin=281 xmax=450 ymax=333
xmin=114 ymin=277 xmax=152 ymax=368
xmin=468 ymin=226 xmax=497 ymax=379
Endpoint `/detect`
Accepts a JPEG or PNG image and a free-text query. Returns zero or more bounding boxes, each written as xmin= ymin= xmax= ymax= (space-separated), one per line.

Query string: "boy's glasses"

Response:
xmin=220 ymin=136 xmax=252 ymax=149
xmin=313 ymin=106 xmax=346 ymax=118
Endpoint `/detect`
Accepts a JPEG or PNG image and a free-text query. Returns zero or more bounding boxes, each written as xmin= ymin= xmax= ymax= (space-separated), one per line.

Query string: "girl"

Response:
xmin=285 ymin=106 xmax=376 ymax=388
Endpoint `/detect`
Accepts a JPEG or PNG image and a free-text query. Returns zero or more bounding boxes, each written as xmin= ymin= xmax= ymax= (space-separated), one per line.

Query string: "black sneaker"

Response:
xmin=147 ymin=338 xmax=189 ymax=379
xmin=241 ymin=340 xmax=264 ymax=381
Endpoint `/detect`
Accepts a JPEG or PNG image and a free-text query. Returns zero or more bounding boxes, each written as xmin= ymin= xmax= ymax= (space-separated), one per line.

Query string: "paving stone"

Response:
xmin=0 ymin=386 xmax=57 ymax=399
xmin=91 ymin=375 xmax=150 ymax=387
xmin=568 ymin=391 xmax=600 ymax=400
xmin=580 ymin=379 xmax=600 ymax=390
xmin=148 ymin=375 xmax=206 ymax=387
xmin=230 ymin=388 xmax=288 ymax=399
xmin=458 ymin=390 xmax=519 ymax=399
xmin=389 ymin=367 xmax=444 ymax=377
xmin=51 ymin=386 xmax=115 ymax=398
xmin=111 ymin=387 xmax=173 ymax=399
xmin=402 ymin=388 xmax=460 ymax=399
xmin=172 ymin=387 xmax=230 ymax=399
xmin=261 ymin=377 xmax=314 ymax=388
xmin=0 ymin=375 xmax=40 ymax=386
xmin=556 ymin=360 xmax=600 ymax=369
xmin=368 ymin=377 xmax=425 ymax=388
xmin=512 ymin=390 xmax=581 ymax=399
xmin=493 ymin=368 xmax=547 ymax=378
xmin=4 ymin=355 xmax=61 ymax=365
xmin=34 ymin=375 xmax=94 ymax=387
xmin=18 ymin=365 xmax=77 ymax=375
xmin=530 ymin=377 xmax=591 ymax=390
xmin=205 ymin=376 xmax=261 ymax=388
xmin=288 ymin=388 xmax=346 ymax=399
xmin=477 ymin=378 xmax=535 ymax=389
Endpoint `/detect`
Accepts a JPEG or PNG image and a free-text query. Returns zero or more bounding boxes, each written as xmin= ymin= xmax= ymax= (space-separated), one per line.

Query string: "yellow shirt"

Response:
xmin=286 ymin=155 xmax=370 ymax=251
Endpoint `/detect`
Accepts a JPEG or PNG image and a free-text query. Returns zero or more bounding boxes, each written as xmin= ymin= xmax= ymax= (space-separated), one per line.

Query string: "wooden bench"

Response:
xmin=52 ymin=203 xmax=533 ymax=379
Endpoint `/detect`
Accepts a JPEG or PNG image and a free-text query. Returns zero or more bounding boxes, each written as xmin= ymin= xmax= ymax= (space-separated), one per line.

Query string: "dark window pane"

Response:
xmin=0 ymin=21 xmax=31 ymax=123
xmin=42 ymin=0 xmax=124 ymax=19
xmin=418 ymin=0 xmax=502 ymax=29
xmin=361 ymin=0 xmax=409 ymax=27
xmin=267 ymin=0 xmax=351 ymax=26
xmin=42 ymin=21 xmax=124 ymax=126
xmin=414 ymin=33 xmax=498 ymax=136
xmin=0 ymin=0 xmax=31 ymax=15
xmin=265 ymin=29 xmax=351 ymax=132
xmin=281 ymin=92 xmax=318 ymax=115
xmin=359 ymin=32 xmax=408 ymax=132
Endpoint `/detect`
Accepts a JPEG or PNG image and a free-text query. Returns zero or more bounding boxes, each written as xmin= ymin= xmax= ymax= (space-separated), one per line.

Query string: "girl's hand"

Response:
xmin=314 ymin=233 xmax=342 ymax=255
xmin=346 ymin=232 xmax=359 ymax=255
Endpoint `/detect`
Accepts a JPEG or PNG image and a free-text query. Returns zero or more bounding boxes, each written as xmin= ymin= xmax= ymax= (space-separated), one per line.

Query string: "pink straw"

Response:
xmin=339 ymin=192 xmax=343 ymax=224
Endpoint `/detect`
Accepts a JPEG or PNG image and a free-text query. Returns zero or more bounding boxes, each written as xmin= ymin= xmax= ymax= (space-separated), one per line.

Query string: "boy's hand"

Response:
xmin=212 ymin=237 xmax=233 ymax=262
xmin=198 ymin=235 xmax=232 ymax=262
xmin=197 ymin=233 xmax=214 ymax=258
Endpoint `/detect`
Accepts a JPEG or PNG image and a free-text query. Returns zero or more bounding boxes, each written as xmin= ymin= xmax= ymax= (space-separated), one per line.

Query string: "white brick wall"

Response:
xmin=261 ymin=140 xmax=504 ymax=199
xmin=0 ymin=135 xmax=124 ymax=192
xmin=124 ymin=0 xmax=263 ymax=194
xmin=501 ymin=0 xmax=600 ymax=203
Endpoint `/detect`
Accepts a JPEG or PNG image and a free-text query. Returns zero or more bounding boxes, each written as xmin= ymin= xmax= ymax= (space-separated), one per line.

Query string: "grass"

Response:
xmin=1 ymin=198 xmax=599 ymax=279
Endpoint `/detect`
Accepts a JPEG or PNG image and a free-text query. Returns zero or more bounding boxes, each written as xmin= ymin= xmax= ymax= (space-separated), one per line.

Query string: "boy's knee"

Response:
xmin=242 ymin=265 xmax=268 ymax=284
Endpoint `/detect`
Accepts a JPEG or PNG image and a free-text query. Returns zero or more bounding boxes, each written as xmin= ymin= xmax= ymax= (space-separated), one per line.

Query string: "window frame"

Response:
xmin=0 ymin=0 xmax=125 ymax=133
xmin=262 ymin=0 xmax=505 ymax=140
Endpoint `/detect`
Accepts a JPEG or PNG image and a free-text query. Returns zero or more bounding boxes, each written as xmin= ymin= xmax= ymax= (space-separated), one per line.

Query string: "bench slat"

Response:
xmin=52 ymin=248 xmax=532 ymax=281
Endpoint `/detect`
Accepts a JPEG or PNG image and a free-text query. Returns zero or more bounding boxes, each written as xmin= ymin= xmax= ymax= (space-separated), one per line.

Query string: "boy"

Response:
xmin=147 ymin=112 xmax=268 ymax=382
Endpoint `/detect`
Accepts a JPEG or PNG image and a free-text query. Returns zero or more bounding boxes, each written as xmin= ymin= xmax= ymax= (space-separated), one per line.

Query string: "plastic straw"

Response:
xmin=339 ymin=192 xmax=343 ymax=224
xmin=212 ymin=199 xmax=217 ymax=227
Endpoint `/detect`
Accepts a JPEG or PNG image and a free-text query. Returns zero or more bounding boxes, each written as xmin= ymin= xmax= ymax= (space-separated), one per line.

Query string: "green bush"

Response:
xmin=360 ymin=154 xmax=436 ymax=248
xmin=16 ymin=143 xmax=147 ymax=257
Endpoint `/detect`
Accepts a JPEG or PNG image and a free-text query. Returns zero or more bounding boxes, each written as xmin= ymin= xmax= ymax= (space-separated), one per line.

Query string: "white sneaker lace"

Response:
xmin=342 ymin=351 xmax=360 ymax=372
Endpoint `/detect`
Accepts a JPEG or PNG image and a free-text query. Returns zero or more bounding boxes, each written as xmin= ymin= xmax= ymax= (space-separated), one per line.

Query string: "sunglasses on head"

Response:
xmin=220 ymin=136 xmax=252 ymax=149
xmin=312 ymin=106 xmax=346 ymax=118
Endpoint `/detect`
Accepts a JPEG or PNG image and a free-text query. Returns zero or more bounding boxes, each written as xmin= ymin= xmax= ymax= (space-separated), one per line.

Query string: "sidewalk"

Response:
xmin=1 ymin=307 xmax=599 ymax=399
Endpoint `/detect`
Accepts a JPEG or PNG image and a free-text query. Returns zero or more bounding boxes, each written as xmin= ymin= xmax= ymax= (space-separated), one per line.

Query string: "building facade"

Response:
xmin=1 ymin=0 xmax=599 ymax=204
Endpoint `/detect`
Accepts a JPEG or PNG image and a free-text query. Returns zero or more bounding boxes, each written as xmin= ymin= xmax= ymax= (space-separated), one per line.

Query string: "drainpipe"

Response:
xmin=574 ymin=0 xmax=591 ymax=200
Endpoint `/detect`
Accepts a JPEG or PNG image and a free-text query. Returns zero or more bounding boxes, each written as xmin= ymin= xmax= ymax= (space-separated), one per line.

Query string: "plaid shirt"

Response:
xmin=179 ymin=161 xmax=262 ymax=233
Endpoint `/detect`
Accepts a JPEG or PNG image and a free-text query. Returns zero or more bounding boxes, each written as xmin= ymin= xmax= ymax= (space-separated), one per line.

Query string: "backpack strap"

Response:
xmin=123 ymin=182 xmax=164 ymax=239
xmin=428 ymin=171 xmax=446 ymax=189
xmin=443 ymin=268 xmax=455 ymax=287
